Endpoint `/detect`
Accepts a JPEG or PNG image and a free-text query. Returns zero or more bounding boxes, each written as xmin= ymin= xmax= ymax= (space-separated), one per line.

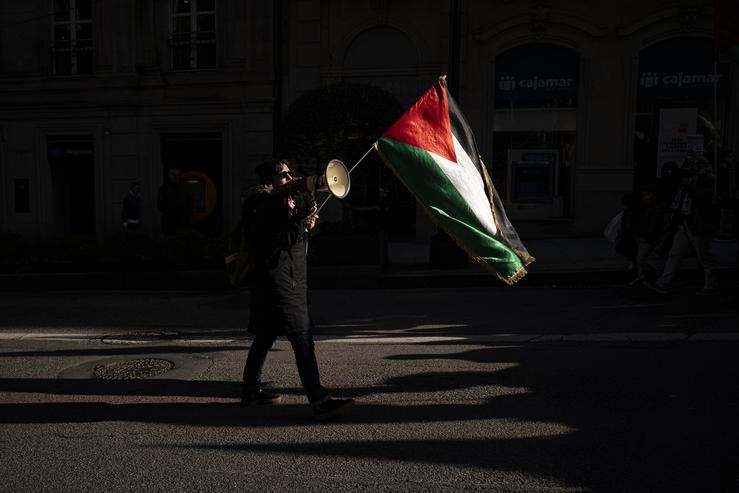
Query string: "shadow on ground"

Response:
xmin=2 ymin=337 xmax=738 ymax=491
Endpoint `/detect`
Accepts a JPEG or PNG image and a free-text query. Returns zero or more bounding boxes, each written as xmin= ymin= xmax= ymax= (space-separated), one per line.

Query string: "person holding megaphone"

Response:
xmin=239 ymin=158 xmax=354 ymax=420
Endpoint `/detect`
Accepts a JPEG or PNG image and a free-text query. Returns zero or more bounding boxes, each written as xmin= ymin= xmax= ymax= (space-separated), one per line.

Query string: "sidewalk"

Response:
xmin=0 ymin=237 xmax=736 ymax=290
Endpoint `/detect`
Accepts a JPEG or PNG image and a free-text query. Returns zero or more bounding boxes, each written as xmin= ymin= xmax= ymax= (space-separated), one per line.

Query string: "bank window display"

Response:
xmin=634 ymin=37 xmax=729 ymax=190
xmin=51 ymin=0 xmax=93 ymax=76
xmin=492 ymin=44 xmax=578 ymax=219
xmin=170 ymin=0 xmax=216 ymax=70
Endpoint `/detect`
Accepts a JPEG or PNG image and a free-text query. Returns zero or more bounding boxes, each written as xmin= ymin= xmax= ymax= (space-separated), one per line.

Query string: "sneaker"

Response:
xmin=644 ymin=281 xmax=669 ymax=295
xmin=312 ymin=398 xmax=355 ymax=421
xmin=241 ymin=388 xmax=283 ymax=406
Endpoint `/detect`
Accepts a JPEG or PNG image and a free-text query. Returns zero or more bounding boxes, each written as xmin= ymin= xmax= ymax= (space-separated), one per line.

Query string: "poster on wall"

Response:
xmin=685 ymin=134 xmax=704 ymax=154
xmin=657 ymin=108 xmax=696 ymax=176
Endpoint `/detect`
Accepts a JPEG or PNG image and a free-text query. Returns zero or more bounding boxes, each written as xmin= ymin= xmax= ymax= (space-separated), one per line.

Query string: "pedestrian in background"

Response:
xmin=716 ymin=150 xmax=735 ymax=240
xmin=613 ymin=192 xmax=639 ymax=268
xmin=657 ymin=160 xmax=681 ymax=207
xmin=645 ymin=156 xmax=720 ymax=295
xmin=240 ymin=159 xmax=354 ymax=420
xmin=629 ymin=183 xmax=665 ymax=286
xmin=121 ymin=181 xmax=142 ymax=233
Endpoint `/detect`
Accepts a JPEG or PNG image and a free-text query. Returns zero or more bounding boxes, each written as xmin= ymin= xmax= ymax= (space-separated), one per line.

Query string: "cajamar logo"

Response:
xmin=498 ymin=75 xmax=574 ymax=91
xmin=640 ymin=71 xmax=722 ymax=88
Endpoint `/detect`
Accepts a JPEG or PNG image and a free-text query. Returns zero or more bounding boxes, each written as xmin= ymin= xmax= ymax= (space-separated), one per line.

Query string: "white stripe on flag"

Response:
xmin=430 ymin=135 xmax=497 ymax=237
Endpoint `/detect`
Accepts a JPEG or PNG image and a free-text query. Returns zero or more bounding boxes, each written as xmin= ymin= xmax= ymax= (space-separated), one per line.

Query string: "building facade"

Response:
xmin=0 ymin=0 xmax=276 ymax=244
xmin=1 ymin=0 xmax=736 ymax=248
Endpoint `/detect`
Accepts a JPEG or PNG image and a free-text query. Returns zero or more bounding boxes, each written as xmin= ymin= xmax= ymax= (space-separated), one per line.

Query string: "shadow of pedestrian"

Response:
xmin=1 ymin=339 xmax=738 ymax=491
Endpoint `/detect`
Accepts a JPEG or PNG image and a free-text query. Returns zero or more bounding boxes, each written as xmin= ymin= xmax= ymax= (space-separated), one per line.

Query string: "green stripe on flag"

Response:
xmin=377 ymin=137 xmax=526 ymax=283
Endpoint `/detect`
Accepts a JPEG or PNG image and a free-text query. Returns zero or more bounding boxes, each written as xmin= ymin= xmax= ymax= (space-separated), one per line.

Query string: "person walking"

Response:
xmin=645 ymin=156 xmax=720 ymax=295
xmin=121 ymin=181 xmax=142 ymax=233
xmin=628 ymin=184 xmax=665 ymax=286
xmin=716 ymin=150 xmax=735 ymax=240
xmin=240 ymin=159 xmax=354 ymax=420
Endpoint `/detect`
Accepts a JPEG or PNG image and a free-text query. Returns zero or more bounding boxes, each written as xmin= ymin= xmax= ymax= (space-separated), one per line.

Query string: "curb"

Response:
xmin=0 ymin=264 xmax=736 ymax=291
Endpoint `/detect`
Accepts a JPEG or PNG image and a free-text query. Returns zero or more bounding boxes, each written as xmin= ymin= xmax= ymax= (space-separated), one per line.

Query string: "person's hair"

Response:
xmin=255 ymin=158 xmax=293 ymax=185
xmin=660 ymin=161 xmax=679 ymax=178
xmin=130 ymin=181 xmax=140 ymax=189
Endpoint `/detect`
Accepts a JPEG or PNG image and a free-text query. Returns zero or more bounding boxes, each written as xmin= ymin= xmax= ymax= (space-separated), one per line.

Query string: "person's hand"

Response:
xmin=306 ymin=213 xmax=318 ymax=230
xmin=304 ymin=192 xmax=316 ymax=209
xmin=304 ymin=192 xmax=317 ymax=216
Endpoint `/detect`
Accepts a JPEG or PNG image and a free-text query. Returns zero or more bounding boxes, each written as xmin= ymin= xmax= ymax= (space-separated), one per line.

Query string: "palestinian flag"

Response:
xmin=375 ymin=76 xmax=534 ymax=285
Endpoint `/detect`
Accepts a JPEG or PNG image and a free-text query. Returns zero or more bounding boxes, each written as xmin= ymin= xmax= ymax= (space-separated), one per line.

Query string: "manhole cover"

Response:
xmin=93 ymin=358 xmax=174 ymax=379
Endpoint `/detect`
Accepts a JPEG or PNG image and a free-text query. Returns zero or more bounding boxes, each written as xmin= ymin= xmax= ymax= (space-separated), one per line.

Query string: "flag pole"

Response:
xmin=348 ymin=145 xmax=376 ymax=174
xmin=317 ymin=144 xmax=376 ymax=213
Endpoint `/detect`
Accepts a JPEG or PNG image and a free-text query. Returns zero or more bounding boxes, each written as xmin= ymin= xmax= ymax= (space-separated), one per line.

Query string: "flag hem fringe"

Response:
xmin=479 ymin=157 xmax=536 ymax=266
xmin=375 ymin=142 xmax=527 ymax=285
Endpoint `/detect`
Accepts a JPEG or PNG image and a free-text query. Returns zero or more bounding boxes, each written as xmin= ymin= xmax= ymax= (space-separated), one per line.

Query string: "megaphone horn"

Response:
xmin=275 ymin=159 xmax=351 ymax=199
xmin=320 ymin=159 xmax=351 ymax=199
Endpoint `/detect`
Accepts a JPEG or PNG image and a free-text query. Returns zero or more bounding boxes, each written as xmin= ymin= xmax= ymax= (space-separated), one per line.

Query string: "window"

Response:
xmin=47 ymin=135 xmax=96 ymax=235
xmin=52 ymin=0 xmax=93 ymax=76
xmin=170 ymin=0 xmax=216 ymax=71
xmin=493 ymin=44 xmax=579 ymax=219
xmin=633 ymin=37 xmax=729 ymax=190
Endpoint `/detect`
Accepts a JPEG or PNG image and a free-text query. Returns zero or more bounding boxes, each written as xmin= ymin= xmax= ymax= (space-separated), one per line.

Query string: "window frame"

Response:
xmin=51 ymin=0 xmax=93 ymax=76
xmin=169 ymin=0 xmax=217 ymax=71
xmin=492 ymin=43 xmax=580 ymax=217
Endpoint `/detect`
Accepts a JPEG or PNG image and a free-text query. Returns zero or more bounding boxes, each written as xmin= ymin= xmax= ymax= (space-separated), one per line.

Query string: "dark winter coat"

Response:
xmin=671 ymin=174 xmax=718 ymax=236
xmin=635 ymin=202 xmax=665 ymax=244
xmin=121 ymin=190 xmax=142 ymax=229
xmin=244 ymin=186 xmax=311 ymax=336
xmin=685 ymin=174 xmax=718 ymax=236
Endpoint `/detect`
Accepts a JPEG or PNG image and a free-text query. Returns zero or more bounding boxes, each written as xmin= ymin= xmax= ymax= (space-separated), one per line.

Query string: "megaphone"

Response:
xmin=276 ymin=159 xmax=351 ymax=199
xmin=321 ymin=159 xmax=351 ymax=198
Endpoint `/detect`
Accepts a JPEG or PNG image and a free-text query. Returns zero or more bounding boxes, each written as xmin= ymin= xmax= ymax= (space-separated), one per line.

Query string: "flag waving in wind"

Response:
xmin=374 ymin=76 xmax=534 ymax=284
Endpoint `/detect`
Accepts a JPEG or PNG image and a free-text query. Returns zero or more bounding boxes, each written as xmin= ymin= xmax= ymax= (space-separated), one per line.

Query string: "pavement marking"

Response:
xmin=688 ymin=332 xmax=739 ymax=341
xmin=588 ymin=303 xmax=664 ymax=309
xmin=312 ymin=323 xmax=376 ymax=328
xmin=322 ymin=335 xmax=489 ymax=344
xmin=0 ymin=332 xmax=103 ymax=340
xmin=1 ymin=330 xmax=739 ymax=344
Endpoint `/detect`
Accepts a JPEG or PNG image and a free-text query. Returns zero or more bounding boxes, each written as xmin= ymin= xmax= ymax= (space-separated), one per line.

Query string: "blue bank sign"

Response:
xmin=638 ymin=37 xmax=728 ymax=99
xmin=495 ymin=44 xmax=579 ymax=108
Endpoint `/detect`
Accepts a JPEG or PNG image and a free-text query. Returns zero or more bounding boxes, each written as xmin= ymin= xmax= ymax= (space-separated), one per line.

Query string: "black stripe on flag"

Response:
xmin=446 ymin=89 xmax=483 ymax=174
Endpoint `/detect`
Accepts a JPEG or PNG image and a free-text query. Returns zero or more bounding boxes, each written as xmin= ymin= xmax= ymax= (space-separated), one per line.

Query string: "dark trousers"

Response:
xmin=243 ymin=330 xmax=329 ymax=406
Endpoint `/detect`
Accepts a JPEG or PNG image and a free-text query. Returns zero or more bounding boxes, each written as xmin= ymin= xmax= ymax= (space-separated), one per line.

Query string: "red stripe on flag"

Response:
xmin=381 ymin=81 xmax=457 ymax=163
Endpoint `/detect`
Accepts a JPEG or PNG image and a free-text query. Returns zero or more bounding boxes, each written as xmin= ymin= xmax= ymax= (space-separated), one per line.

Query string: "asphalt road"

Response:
xmin=1 ymin=282 xmax=738 ymax=492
